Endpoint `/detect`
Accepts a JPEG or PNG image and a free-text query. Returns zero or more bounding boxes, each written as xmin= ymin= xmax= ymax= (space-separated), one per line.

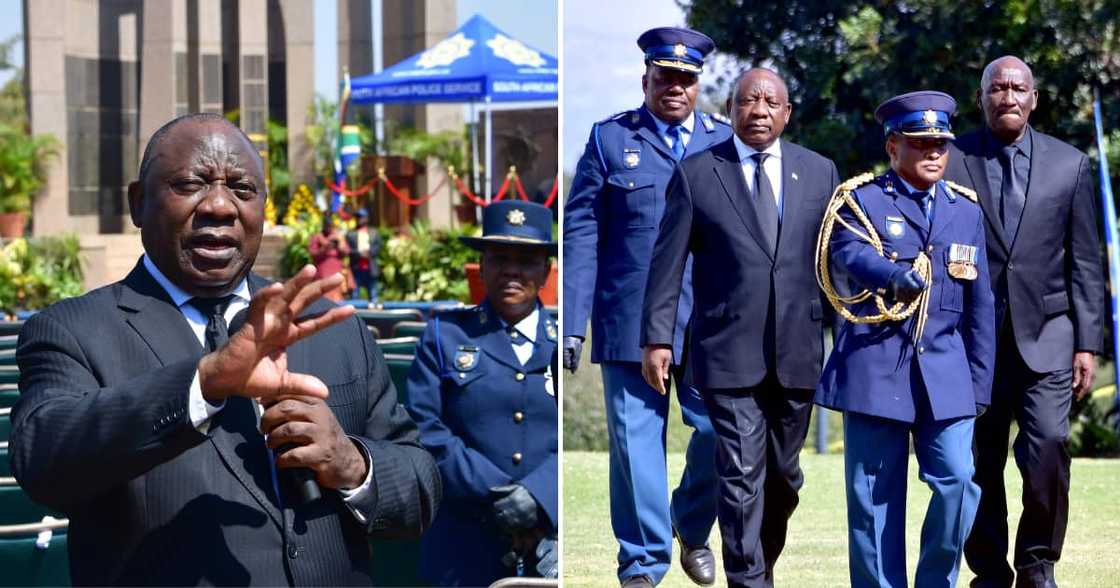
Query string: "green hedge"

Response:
xmin=280 ymin=219 xmax=479 ymax=302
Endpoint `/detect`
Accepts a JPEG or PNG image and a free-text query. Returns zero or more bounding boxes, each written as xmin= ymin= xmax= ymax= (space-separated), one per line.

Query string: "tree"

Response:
xmin=684 ymin=0 xmax=1120 ymax=183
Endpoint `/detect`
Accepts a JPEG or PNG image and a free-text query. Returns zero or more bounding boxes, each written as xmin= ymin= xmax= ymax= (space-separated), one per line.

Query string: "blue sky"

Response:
xmin=563 ymin=0 xmax=694 ymax=172
xmin=0 ymin=1 xmax=558 ymax=101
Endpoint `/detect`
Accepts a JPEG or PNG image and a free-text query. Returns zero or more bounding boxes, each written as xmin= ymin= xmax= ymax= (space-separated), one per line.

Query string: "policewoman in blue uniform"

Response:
xmin=406 ymin=201 xmax=558 ymax=586
xmin=562 ymin=26 xmax=732 ymax=588
xmin=815 ymin=92 xmax=997 ymax=588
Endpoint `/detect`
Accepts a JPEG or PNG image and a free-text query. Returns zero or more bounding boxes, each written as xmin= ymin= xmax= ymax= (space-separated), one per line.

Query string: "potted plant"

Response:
xmin=0 ymin=123 xmax=60 ymax=238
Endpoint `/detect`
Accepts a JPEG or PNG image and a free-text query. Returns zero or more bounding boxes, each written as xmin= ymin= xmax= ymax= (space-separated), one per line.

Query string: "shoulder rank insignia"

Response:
xmin=711 ymin=111 xmax=731 ymax=125
xmin=700 ymin=113 xmax=714 ymax=131
xmin=454 ymin=345 xmax=480 ymax=372
xmin=605 ymin=110 xmax=630 ymax=122
xmin=943 ymin=180 xmax=978 ymax=203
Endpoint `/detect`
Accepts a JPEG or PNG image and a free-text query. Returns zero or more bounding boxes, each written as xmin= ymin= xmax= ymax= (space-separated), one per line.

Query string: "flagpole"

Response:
xmin=485 ymin=95 xmax=493 ymax=204
xmin=1092 ymin=89 xmax=1120 ymax=432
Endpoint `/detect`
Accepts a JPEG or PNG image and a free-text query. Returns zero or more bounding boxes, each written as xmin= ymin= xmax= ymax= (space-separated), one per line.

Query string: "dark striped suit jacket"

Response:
xmin=9 ymin=260 xmax=441 ymax=585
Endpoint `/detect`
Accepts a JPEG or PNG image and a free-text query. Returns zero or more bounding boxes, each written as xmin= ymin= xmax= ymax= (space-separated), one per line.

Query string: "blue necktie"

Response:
xmin=920 ymin=191 xmax=933 ymax=222
xmin=667 ymin=124 xmax=686 ymax=160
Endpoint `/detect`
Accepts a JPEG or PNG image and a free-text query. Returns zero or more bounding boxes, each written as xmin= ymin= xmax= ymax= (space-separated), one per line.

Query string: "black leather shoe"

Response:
xmin=1015 ymin=563 xmax=1058 ymax=588
xmin=621 ymin=574 xmax=654 ymax=588
xmin=674 ymin=528 xmax=716 ymax=586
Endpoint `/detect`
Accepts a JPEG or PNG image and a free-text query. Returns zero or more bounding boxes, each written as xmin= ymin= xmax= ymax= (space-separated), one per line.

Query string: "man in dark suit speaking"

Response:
xmin=641 ymin=68 xmax=839 ymax=588
xmin=9 ymin=113 xmax=441 ymax=586
xmin=944 ymin=56 xmax=1105 ymax=588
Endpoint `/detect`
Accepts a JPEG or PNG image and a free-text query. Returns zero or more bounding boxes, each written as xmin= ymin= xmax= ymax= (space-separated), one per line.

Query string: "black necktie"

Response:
xmin=999 ymin=145 xmax=1025 ymax=243
xmin=189 ymin=295 xmax=236 ymax=352
xmin=190 ymin=295 xmax=284 ymax=506
xmin=752 ymin=152 xmax=779 ymax=254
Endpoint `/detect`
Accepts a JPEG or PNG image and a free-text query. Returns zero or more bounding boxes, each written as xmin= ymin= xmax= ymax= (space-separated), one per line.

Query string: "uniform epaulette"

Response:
xmin=708 ymin=111 xmax=731 ymax=125
xmin=944 ymin=180 xmax=978 ymax=203
xmin=839 ymin=172 xmax=877 ymax=193
xmin=602 ymin=109 xmax=636 ymax=124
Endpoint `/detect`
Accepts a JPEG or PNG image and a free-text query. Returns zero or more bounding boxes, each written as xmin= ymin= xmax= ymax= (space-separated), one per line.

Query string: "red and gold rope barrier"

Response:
xmin=327 ymin=165 xmax=556 ymax=209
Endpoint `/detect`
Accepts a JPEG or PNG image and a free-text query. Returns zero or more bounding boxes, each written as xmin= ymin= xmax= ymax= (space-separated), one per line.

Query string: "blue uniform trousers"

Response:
xmin=601 ymin=361 xmax=718 ymax=583
xmin=844 ymin=402 xmax=980 ymax=588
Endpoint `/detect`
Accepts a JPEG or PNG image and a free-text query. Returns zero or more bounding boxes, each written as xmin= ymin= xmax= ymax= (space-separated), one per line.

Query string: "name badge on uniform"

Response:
xmin=623 ymin=148 xmax=641 ymax=169
xmin=947 ymin=243 xmax=978 ymax=280
xmin=886 ymin=216 xmax=905 ymax=238
xmin=454 ymin=345 xmax=480 ymax=374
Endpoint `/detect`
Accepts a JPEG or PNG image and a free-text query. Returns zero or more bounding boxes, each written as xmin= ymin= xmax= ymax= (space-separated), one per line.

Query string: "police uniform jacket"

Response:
xmin=563 ymin=105 xmax=732 ymax=362
xmin=815 ymin=171 xmax=997 ymax=423
xmin=405 ymin=301 xmax=558 ymax=584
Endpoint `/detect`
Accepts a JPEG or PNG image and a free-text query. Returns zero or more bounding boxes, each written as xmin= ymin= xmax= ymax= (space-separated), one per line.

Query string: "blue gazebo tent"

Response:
xmin=350 ymin=14 xmax=558 ymax=201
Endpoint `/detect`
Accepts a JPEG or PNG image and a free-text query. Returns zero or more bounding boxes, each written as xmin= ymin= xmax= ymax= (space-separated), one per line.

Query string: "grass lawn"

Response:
xmin=563 ymin=451 xmax=1120 ymax=587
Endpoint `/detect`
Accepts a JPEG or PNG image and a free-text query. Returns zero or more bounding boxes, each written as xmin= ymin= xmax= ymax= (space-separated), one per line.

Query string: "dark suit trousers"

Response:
xmin=702 ymin=374 xmax=813 ymax=588
xmin=965 ymin=323 xmax=1072 ymax=586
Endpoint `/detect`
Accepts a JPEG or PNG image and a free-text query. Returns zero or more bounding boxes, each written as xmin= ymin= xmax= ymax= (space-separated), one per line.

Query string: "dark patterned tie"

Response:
xmin=189 ymin=295 xmax=281 ymax=505
xmin=752 ymin=152 xmax=779 ymax=254
xmin=999 ymin=145 xmax=1025 ymax=243
xmin=189 ymin=295 xmax=236 ymax=352
xmin=668 ymin=124 xmax=686 ymax=161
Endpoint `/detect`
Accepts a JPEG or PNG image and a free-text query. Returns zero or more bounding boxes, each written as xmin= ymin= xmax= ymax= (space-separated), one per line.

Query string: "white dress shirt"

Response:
xmin=733 ymin=134 xmax=784 ymax=213
xmin=500 ymin=307 xmax=540 ymax=365
xmin=142 ymin=255 xmax=373 ymax=511
xmin=650 ymin=110 xmax=696 ymax=152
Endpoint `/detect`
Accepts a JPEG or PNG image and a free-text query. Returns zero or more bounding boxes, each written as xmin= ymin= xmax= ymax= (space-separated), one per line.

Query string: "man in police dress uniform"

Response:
xmin=406 ymin=201 xmax=558 ymax=586
xmin=563 ymin=27 xmax=732 ymax=587
xmin=815 ymin=92 xmax=997 ymax=588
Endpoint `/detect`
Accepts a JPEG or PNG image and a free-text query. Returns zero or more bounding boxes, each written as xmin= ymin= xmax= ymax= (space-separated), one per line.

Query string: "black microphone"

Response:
xmin=228 ymin=309 xmax=322 ymax=504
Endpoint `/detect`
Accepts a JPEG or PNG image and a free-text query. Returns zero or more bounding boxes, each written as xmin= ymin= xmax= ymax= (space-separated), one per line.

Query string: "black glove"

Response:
xmin=563 ymin=336 xmax=583 ymax=373
xmin=889 ymin=269 xmax=927 ymax=304
xmin=490 ymin=484 xmax=539 ymax=532
xmin=535 ymin=536 xmax=558 ymax=578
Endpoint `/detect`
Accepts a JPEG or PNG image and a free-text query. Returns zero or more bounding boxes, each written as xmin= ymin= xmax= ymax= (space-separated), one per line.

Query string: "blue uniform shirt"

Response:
xmin=405 ymin=301 xmax=558 ymax=585
xmin=815 ymin=171 xmax=997 ymax=423
xmin=563 ymin=105 xmax=732 ymax=363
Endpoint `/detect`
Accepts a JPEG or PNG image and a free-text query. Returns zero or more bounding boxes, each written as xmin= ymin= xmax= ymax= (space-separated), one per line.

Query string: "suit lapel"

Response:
xmin=683 ymin=113 xmax=716 ymax=157
xmin=962 ymin=137 xmax=1010 ymax=254
xmin=117 ymin=260 xmax=203 ymax=365
xmin=478 ymin=303 xmax=529 ymax=372
xmin=886 ymin=172 xmax=930 ymax=237
xmin=634 ymin=107 xmax=676 ymax=161
xmin=929 ymin=182 xmax=958 ymax=243
xmin=711 ymin=140 xmax=775 ymax=262
xmin=1015 ymin=128 xmax=1046 ymax=253
xmin=522 ymin=311 xmax=558 ymax=375
xmin=775 ymin=141 xmax=800 ymax=253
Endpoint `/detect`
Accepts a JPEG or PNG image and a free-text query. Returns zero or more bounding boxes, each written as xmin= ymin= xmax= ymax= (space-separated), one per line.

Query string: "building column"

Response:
xmin=24 ymin=0 xmax=69 ymax=236
xmin=382 ymin=0 xmax=460 ymax=229
xmin=280 ymin=0 xmax=314 ymax=188
xmin=138 ymin=0 xmax=187 ymax=154
xmin=237 ymin=0 xmax=268 ymax=147
xmin=194 ymin=0 xmax=224 ymax=114
xmin=337 ymin=0 xmax=373 ymax=80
